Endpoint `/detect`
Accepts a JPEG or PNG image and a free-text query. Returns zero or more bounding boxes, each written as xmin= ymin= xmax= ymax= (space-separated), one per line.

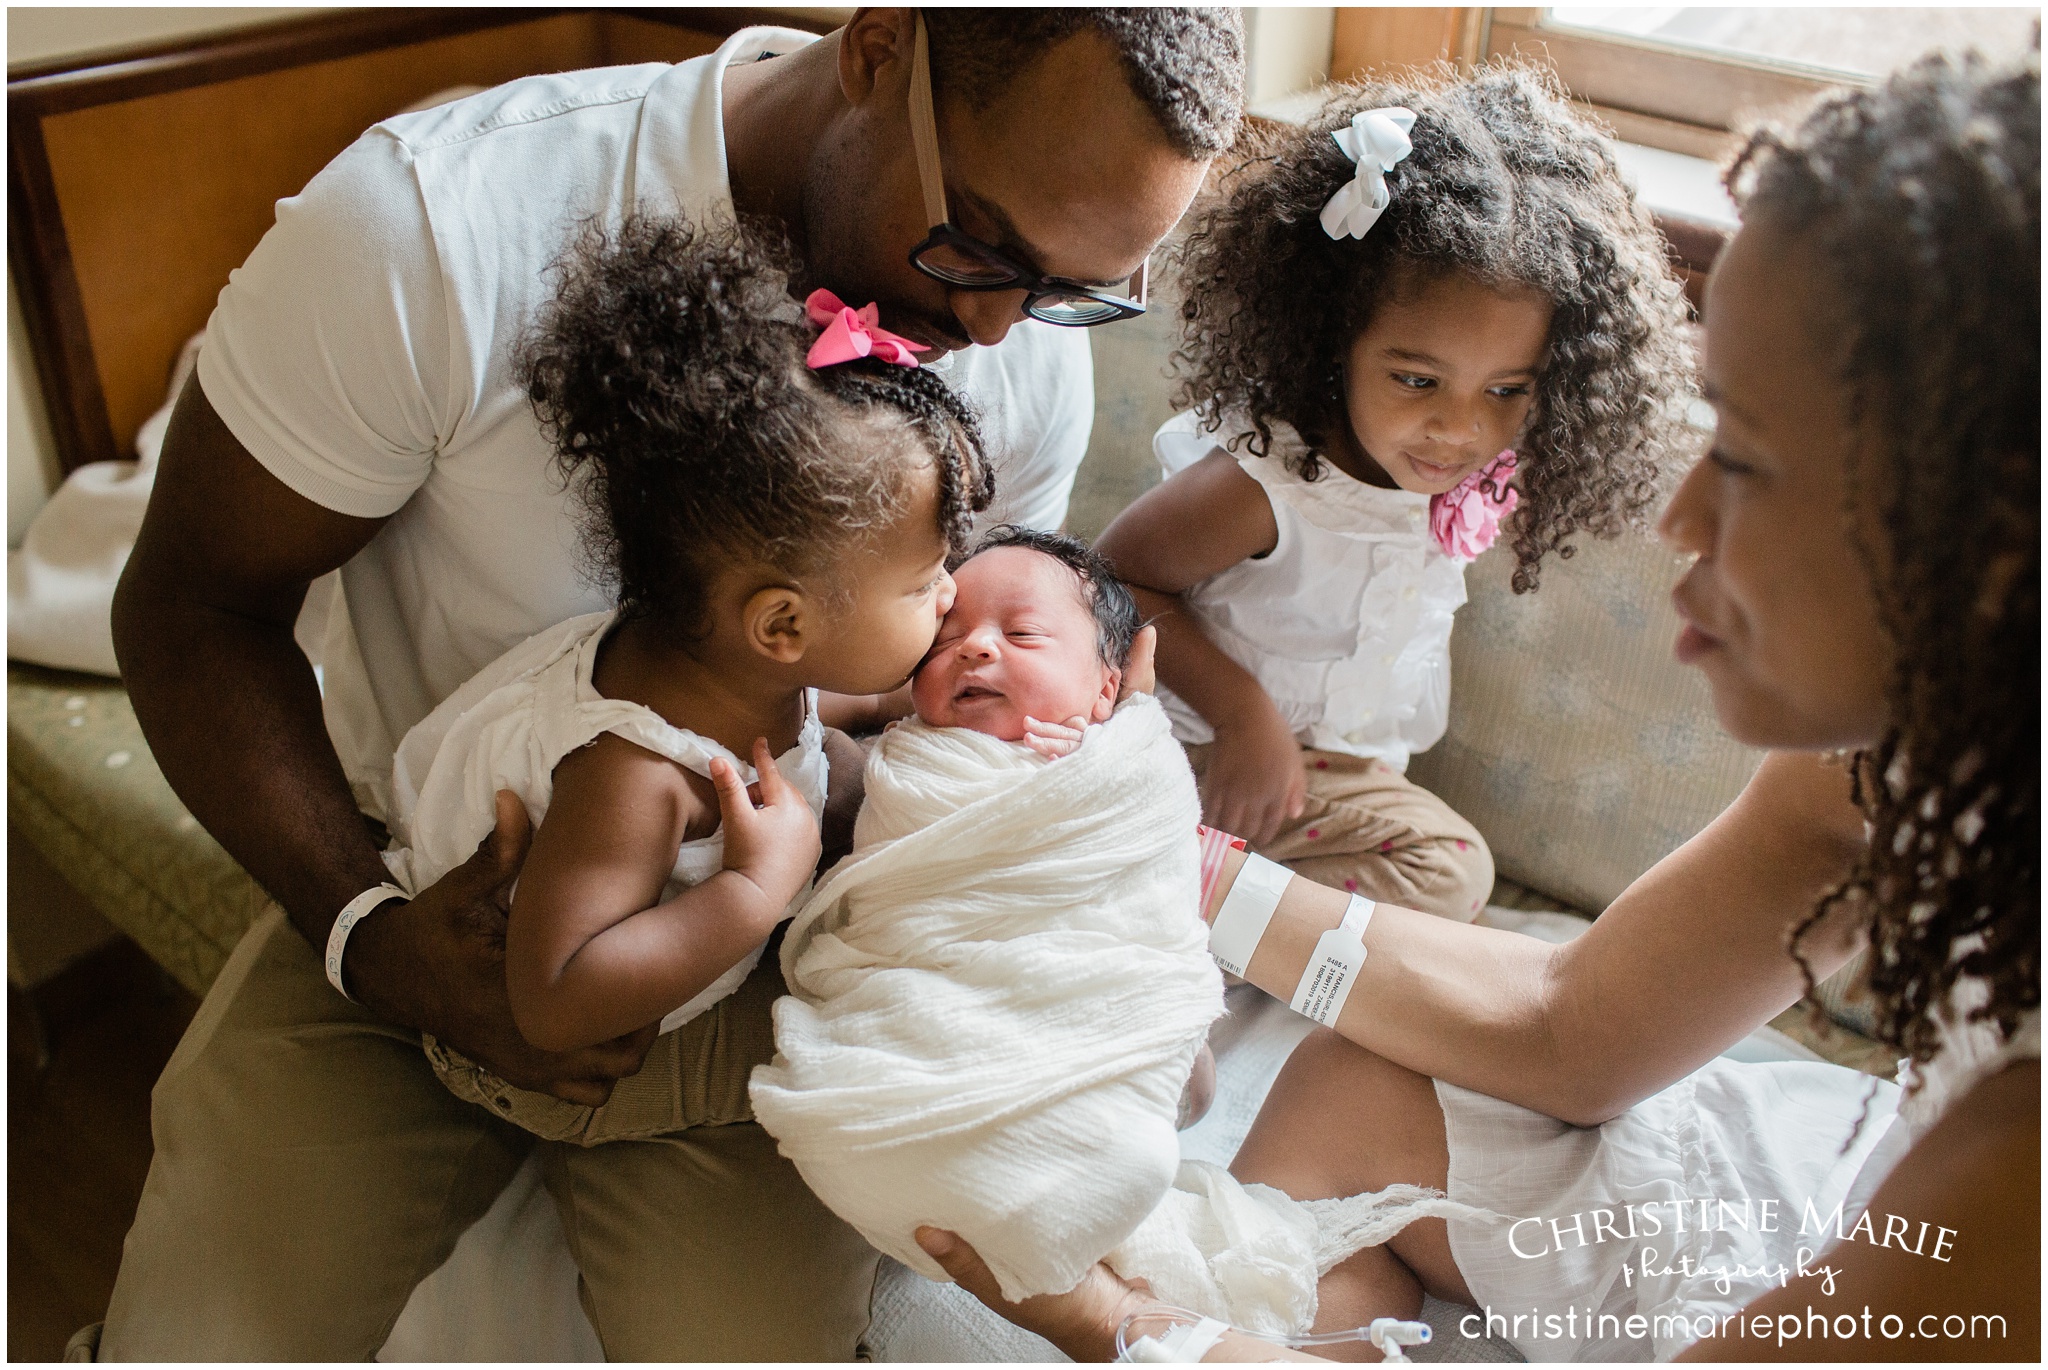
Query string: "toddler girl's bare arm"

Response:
xmin=1096 ymin=454 xmax=1304 ymax=841
xmin=503 ymin=735 xmax=819 ymax=1052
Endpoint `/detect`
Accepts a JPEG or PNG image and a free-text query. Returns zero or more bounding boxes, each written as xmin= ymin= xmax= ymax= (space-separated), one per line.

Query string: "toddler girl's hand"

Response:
xmin=1021 ymin=714 xmax=1089 ymax=760
xmin=710 ymin=738 xmax=823 ymax=919
xmin=1202 ymin=700 xmax=1307 ymax=845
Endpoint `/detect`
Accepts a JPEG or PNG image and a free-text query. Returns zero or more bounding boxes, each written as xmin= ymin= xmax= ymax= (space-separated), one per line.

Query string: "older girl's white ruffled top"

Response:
xmin=1151 ymin=410 xmax=1469 ymax=771
xmin=381 ymin=609 xmax=828 ymax=1034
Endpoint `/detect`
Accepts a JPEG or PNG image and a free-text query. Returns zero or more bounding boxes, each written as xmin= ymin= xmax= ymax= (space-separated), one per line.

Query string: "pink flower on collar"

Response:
xmin=804 ymin=289 xmax=927 ymax=369
xmin=1429 ymin=451 xmax=1518 ymax=560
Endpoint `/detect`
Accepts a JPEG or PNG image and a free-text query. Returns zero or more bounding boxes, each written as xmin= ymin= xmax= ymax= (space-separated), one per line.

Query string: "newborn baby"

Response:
xmin=911 ymin=527 xmax=1127 ymax=759
xmin=749 ymin=527 xmax=1225 ymax=1300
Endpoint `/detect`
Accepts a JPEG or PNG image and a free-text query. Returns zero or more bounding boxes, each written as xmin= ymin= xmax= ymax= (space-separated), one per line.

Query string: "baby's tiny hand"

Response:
xmin=1021 ymin=715 xmax=1089 ymax=760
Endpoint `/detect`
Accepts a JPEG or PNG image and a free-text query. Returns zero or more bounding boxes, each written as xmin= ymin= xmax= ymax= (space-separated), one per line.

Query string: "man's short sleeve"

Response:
xmin=196 ymin=127 xmax=454 ymax=519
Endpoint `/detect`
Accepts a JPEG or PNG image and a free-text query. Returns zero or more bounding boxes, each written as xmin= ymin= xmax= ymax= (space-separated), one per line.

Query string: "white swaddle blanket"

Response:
xmin=751 ymin=696 xmax=1222 ymax=1301
xmin=751 ymin=694 xmax=1499 ymax=1329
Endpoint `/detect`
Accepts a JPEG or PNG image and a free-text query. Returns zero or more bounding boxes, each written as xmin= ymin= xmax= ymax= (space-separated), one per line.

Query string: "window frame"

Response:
xmin=1483 ymin=7 xmax=1849 ymax=158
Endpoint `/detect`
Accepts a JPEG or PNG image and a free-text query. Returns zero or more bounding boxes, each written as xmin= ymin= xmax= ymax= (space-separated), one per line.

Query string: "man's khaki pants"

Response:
xmin=1185 ymin=743 xmax=1495 ymax=922
xmin=98 ymin=906 xmax=878 ymax=1360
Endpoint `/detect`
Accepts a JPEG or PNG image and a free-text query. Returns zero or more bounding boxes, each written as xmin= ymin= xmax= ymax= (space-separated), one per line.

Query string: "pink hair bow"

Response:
xmin=804 ymin=289 xmax=927 ymax=369
xmin=1429 ymin=451 xmax=1519 ymax=560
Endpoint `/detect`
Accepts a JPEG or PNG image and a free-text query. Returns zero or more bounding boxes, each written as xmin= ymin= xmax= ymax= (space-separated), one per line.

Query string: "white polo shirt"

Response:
xmin=197 ymin=27 xmax=1095 ymax=820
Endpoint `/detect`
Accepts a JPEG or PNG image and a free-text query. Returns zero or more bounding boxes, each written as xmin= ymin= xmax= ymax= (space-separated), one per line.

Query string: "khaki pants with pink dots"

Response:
xmin=1183 ymin=743 xmax=1494 ymax=923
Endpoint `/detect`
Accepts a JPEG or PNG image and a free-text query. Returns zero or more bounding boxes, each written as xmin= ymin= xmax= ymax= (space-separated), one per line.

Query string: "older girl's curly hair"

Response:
xmin=519 ymin=216 xmax=993 ymax=644
xmin=1173 ymin=64 xmax=1694 ymax=591
xmin=1748 ymin=52 xmax=2040 ymax=1068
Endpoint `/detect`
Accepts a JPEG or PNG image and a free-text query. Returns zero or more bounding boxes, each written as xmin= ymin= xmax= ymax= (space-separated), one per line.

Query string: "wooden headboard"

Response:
xmin=8 ymin=8 xmax=834 ymax=475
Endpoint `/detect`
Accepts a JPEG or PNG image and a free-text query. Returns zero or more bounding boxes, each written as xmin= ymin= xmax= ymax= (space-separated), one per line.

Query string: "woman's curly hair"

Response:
xmin=1173 ymin=64 xmax=1695 ymax=591
xmin=1749 ymin=52 xmax=2040 ymax=1068
xmin=519 ymin=216 xmax=993 ymax=644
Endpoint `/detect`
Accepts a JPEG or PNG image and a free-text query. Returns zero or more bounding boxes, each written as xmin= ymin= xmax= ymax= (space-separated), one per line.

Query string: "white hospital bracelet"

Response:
xmin=1207 ymin=851 xmax=1293 ymax=977
xmin=1121 ymin=1316 xmax=1231 ymax=1363
xmin=325 ymin=883 xmax=409 ymax=1003
xmin=1289 ymin=893 xmax=1376 ymax=1026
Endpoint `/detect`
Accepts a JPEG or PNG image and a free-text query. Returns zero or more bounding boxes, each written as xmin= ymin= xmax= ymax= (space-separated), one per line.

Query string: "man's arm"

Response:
xmin=114 ymin=380 xmax=653 ymax=1103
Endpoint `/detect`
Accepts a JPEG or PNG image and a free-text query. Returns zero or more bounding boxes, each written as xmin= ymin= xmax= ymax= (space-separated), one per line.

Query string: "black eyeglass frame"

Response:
xmin=907 ymin=225 xmax=1147 ymax=328
xmin=902 ymin=13 xmax=1148 ymax=329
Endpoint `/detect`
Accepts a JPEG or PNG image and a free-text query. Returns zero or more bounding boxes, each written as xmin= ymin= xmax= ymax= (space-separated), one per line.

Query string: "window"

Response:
xmin=1486 ymin=6 xmax=2039 ymax=157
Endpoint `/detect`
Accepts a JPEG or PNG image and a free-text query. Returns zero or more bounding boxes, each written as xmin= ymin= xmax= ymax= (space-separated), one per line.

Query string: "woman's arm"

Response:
xmin=503 ymin=735 xmax=820 ymax=1052
xmin=1213 ymin=749 xmax=1870 ymax=1124
xmin=1098 ymin=454 xmax=1306 ymax=842
xmin=1685 ymin=1060 xmax=2038 ymax=1362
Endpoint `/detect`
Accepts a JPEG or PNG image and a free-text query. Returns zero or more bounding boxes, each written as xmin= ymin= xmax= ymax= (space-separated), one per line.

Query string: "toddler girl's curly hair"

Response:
xmin=519 ymin=216 xmax=993 ymax=643
xmin=1173 ymin=64 xmax=1695 ymax=591
xmin=1750 ymin=51 xmax=2039 ymax=1069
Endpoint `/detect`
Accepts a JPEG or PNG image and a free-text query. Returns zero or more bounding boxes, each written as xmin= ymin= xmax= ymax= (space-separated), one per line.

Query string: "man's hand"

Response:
xmin=346 ymin=790 xmax=657 ymax=1106
xmin=1200 ymin=696 xmax=1307 ymax=845
xmin=914 ymin=1228 xmax=1154 ymax=1364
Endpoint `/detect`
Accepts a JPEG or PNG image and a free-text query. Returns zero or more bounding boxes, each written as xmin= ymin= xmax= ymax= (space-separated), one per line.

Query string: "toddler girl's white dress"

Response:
xmin=383 ymin=608 xmax=828 ymax=1036
xmin=1150 ymin=409 xmax=1470 ymax=772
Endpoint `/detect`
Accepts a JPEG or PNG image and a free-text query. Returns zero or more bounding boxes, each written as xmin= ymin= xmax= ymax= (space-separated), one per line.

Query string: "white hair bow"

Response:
xmin=1319 ymin=106 xmax=1417 ymax=240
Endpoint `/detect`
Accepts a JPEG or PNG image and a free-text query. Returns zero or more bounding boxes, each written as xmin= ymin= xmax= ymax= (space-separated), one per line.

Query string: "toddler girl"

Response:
xmin=381 ymin=216 xmax=991 ymax=1142
xmin=1098 ymin=66 xmax=1694 ymax=921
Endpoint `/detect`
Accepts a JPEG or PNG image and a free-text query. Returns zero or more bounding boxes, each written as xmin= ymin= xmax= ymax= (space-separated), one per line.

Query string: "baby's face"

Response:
xmin=912 ymin=546 xmax=1120 ymax=741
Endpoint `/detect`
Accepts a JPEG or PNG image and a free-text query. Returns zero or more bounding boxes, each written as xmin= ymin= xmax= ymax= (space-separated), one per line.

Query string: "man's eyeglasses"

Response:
xmin=903 ymin=14 xmax=1147 ymax=328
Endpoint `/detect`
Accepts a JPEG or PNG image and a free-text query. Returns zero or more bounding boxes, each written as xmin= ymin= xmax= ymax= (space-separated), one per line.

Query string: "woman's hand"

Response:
xmin=710 ymin=737 xmax=822 ymax=918
xmin=1201 ymin=696 xmax=1307 ymax=845
xmin=914 ymin=1227 xmax=1155 ymax=1363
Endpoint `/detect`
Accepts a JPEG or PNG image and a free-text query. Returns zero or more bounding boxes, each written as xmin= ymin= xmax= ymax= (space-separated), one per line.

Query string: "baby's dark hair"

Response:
xmin=1747 ymin=52 xmax=2039 ymax=1070
xmin=519 ymin=216 xmax=994 ymax=643
xmin=1173 ymin=64 xmax=1695 ymax=591
xmin=970 ymin=525 xmax=1142 ymax=671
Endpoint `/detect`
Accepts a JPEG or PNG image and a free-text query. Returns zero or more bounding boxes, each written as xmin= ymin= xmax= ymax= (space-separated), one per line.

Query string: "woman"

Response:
xmin=918 ymin=50 xmax=2038 ymax=1362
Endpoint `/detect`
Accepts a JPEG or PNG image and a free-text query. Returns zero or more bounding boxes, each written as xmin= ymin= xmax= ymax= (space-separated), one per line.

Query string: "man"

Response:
xmin=98 ymin=8 xmax=1242 ymax=1360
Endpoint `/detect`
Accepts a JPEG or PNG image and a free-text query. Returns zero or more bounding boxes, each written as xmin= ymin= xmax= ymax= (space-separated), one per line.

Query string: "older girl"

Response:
xmin=1097 ymin=68 xmax=1692 ymax=922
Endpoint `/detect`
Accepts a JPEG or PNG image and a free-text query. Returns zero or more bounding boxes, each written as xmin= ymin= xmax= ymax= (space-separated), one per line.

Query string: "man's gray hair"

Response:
xmin=924 ymin=9 xmax=1245 ymax=159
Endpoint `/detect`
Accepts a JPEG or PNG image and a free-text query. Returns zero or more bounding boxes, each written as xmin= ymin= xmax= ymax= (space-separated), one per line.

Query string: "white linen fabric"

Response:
xmin=382 ymin=609 xmax=826 ymax=1034
xmin=1436 ymin=955 xmax=2041 ymax=1362
xmin=750 ymin=696 xmax=1224 ymax=1300
xmin=1894 ymin=981 xmax=2040 ymax=1135
xmin=8 ymin=332 xmax=338 ymax=679
xmin=1108 ymin=1160 xmax=1493 ymax=1339
xmin=196 ymin=25 xmax=1093 ymax=823
xmin=749 ymin=694 xmax=1494 ymax=1325
xmin=1437 ymin=1058 xmax=1904 ymax=1361
xmin=7 ymin=337 xmax=196 ymax=677
xmin=1150 ymin=410 xmax=1467 ymax=771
